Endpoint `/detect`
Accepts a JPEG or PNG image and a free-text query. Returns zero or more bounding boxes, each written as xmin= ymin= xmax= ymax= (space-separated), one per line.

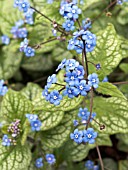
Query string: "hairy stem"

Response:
xmin=86 ymin=87 xmax=94 ymax=129
xmin=30 ymin=6 xmax=53 ymax=23
xmin=92 ymin=0 xmax=117 ymax=23
xmin=96 ymin=144 xmax=104 ymax=170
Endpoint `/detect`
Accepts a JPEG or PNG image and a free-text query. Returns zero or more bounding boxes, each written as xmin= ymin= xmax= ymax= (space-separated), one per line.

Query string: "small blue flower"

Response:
xmin=56 ymin=58 xmax=67 ymax=72
xmin=0 ymin=80 xmax=8 ymax=96
xmin=63 ymin=86 xmax=79 ymax=98
xmin=1 ymin=35 xmax=10 ymax=45
xmin=2 ymin=135 xmax=11 ymax=146
xmin=45 ymin=154 xmax=56 ymax=165
xmin=24 ymin=8 xmax=34 ymax=25
xmin=83 ymin=128 xmax=97 ymax=144
xmin=96 ymin=63 xmax=101 ymax=70
xmin=78 ymin=108 xmax=90 ymax=120
xmin=75 ymin=65 xmax=85 ymax=79
xmin=20 ymin=38 xmax=29 ymax=52
xmin=74 ymin=40 xmax=83 ymax=54
xmin=73 ymin=120 xmax=79 ymax=126
xmin=30 ymin=120 xmax=42 ymax=131
xmin=24 ymin=46 xmax=35 ymax=57
xmin=88 ymin=73 xmax=99 ymax=89
xmin=81 ymin=112 xmax=96 ymax=124
xmin=19 ymin=0 xmax=30 ymax=13
xmin=66 ymin=5 xmax=81 ymax=20
xmin=14 ymin=0 xmax=20 ymax=8
xmin=47 ymin=0 xmax=54 ymax=4
xmin=82 ymin=18 xmax=91 ymax=30
xmin=11 ymin=26 xmax=19 ymax=38
xmin=117 ymin=0 xmax=123 ymax=4
xmin=67 ymin=39 xmax=76 ymax=50
xmin=25 ymin=114 xmax=38 ymax=122
xmin=94 ymin=165 xmax=99 ymax=170
xmin=102 ymin=76 xmax=108 ymax=82
xmin=15 ymin=19 xmax=24 ymax=27
xmin=49 ymin=90 xmax=63 ymax=105
xmin=62 ymin=19 xmax=75 ymax=32
xmin=52 ymin=29 xmax=57 ymax=36
xmin=46 ymin=74 xmax=57 ymax=88
xmin=76 ymin=80 xmax=90 ymax=96
xmin=42 ymin=86 xmax=50 ymax=101
xmin=18 ymin=28 xmax=28 ymax=38
xmin=35 ymin=158 xmax=43 ymax=168
xmin=65 ymin=59 xmax=79 ymax=71
xmin=65 ymin=71 xmax=79 ymax=86
xmin=85 ymin=160 xmax=94 ymax=170
xmin=70 ymin=129 xmax=83 ymax=144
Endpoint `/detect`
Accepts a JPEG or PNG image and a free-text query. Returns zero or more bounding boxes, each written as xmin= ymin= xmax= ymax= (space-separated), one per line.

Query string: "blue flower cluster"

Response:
xmin=1 ymin=35 xmax=10 ymax=45
xmin=70 ymin=128 xmax=97 ymax=144
xmin=85 ymin=160 xmax=99 ymax=170
xmin=11 ymin=20 xmax=28 ymax=39
xmin=14 ymin=0 xmax=34 ymax=25
xmin=68 ymin=29 xmax=96 ymax=53
xmin=0 ymin=80 xmax=8 ymax=96
xmin=20 ymin=38 xmax=35 ymax=57
xmin=60 ymin=0 xmax=81 ymax=32
xmin=26 ymin=114 xmax=42 ymax=131
xmin=35 ymin=154 xmax=56 ymax=168
xmin=43 ymin=59 xmax=99 ymax=106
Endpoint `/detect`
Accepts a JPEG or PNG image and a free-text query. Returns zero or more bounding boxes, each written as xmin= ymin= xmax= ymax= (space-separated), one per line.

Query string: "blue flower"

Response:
xmin=96 ymin=63 xmax=101 ymax=70
xmin=83 ymin=128 xmax=97 ymax=144
xmin=73 ymin=29 xmax=85 ymax=39
xmin=74 ymin=40 xmax=83 ymax=54
xmin=0 ymin=80 xmax=8 ymax=96
xmin=81 ymin=112 xmax=96 ymax=124
xmin=46 ymin=74 xmax=57 ymax=88
xmin=52 ymin=29 xmax=57 ymax=36
xmin=2 ymin=135 xmax=11 ymax=146
xmin=82 ymin=18 xmax=91 ymax=30
xmin=65 ymin=59 xmax=79 ymax=71
xmin=24 ymin=8 xmax=34 ymax=25
xmin=62 ymin=19 xmax=75 ymax=32
xmin=88 ymin=73 xmax=99 ymax=89
xmin=30 ymin=120 xmax=42 ymax=131
xmin=66 ymin=5 xmax=81 ymax=20
xmin=20 ymin=38 xmax=29 ymax=52
xmin=75 ymin=65 xmax=85 ymax=79
xmin=24 ymin=46 xmax=35 ymax=57
xmin=19 ymin=0 xmax=30 ymax=13
xmin=85 ymin=160 xmax=94 ymax=170
xmin=102 ymin=76 xmax=108 ymax=82
xmin=15 ymin=19 xmax=24 ymax=27
xmin=35 ymin=158 xmax=43 ymax=168
xmin=49 ymin=90 xmax=63 ymax=105
xmin=63 ymin=86 xmax=79 ymax=98
xmin=70 ymin=129 xmax=83 ymax=144
xmin=67 ymin=39 xmax=76 ymax=50
xmin=1 ymin=35 xmax=10 ymax=45
xmin=42 ymin=86 xmax=50 ymax=101
xmin=76 ymin=80 xmax=90 ymax=96
xmin=47 ymin=0 xmax=54 ymax=4
xmin=65 ymin=71 xmax=79 ymax=86
xmin=18 ymin=28 xmax=28 ymax=38
xmin=11 ymin=26 xmax=19 ymax=38
xmin=14 ymin=0 xmax=21 ymax=8
xmin=25 ymin=114 xmax=38 ymax=122
xmin=94 ymin=165 xmax=99 ymax=170
xmin=45 ymin=154 xmax=56 ymax=165
xmin=117 ymin=0 xmax=123 ymax=4
xmin=78 ymin=108 xmax=90 ymax=120
xmin=56 ymin=58 xmax=67 ymax=72
xmin=73 ymin=120 xmax=79 ymax=126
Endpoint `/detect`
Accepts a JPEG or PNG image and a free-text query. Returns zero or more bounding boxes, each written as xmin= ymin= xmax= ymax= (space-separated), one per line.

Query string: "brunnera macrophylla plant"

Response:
xmin=0 ymin=0 xmax=128 ymax=170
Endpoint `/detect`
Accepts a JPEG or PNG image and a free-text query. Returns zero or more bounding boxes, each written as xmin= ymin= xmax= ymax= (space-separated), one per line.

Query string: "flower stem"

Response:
xmin=96 ymin=144 xmax=104 ymax=170
xmin=112 ymin=81 xmax=128 ymax=85
xmin=83 ymin=40 xmax=89 ymax=77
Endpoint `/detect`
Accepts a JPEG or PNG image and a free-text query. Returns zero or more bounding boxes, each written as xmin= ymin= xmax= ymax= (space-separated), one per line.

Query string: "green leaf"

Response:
xmin=97 ymin=82 xmax=126 ymax=99
xmin=88 ymin=24 xmax=128 ymax=79
xmin=119 ymin=63 xmax=128 ymax=74
xmin=119 ymin=160 xmax=128 ymax=170
xmin=103 ymin=158 xmax=118 ymax=170
xmin=38 ymin=110 xmax=64 ymax=131
xmin=0 ymin=144 xmax=31 ymax=170
xmin=41 ymin=111 xmax=76 ymax=148
xmin=21 ymin=83 xmax=42 ymax=101
xmin=1 ymin=90 xmax=32 ymax=123
xmin=0 ymin=42 xmax=22 ymax=80
xmin=21 ymin=54 xmax=53 ymax=72
xmin=117 ymin=141 xmax=128 ymax=152
xmin=91 ymin=97 xmax=128 ymax=134
xmin=116 ymin=133 xmax=128 ymax=145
